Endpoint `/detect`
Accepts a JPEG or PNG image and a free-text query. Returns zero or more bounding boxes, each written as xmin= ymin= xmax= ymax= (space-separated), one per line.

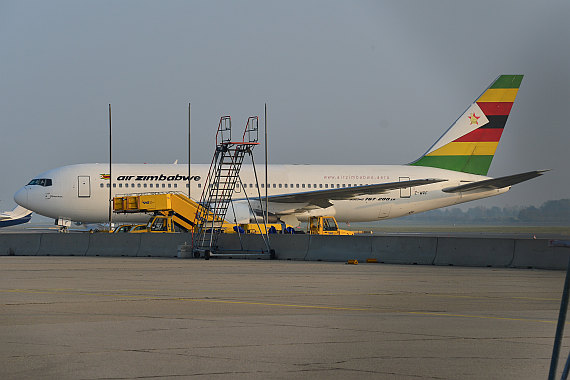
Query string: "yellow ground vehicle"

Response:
xmin=113 ymin=193 xmax=293 ymax=235
xmin=111 ymin=224 xmax=134 ymax=233
xmin=308 ymin=216 xmax=354 ymax=235
xmin=111 ymin=224 xmax=147 ymax=233
xmin=113 ymin=193 xmax=233 ymax=234
xmin=133 ymin=215 xmax=182 ymax=233
xmin=129 ymin=224 xmax=148 ymax=233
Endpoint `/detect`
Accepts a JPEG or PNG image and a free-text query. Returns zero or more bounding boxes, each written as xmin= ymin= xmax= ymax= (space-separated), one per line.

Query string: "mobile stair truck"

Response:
xmin=191 ymin=116 xmax=275 ymax=260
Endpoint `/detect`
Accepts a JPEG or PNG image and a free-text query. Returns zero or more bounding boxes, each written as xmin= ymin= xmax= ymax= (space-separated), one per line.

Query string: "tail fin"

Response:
xmin=410 ymin=75 xmax=523 ymax=175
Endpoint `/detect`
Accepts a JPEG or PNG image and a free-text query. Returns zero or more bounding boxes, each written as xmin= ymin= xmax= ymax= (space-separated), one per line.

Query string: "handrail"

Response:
xmin=215 ymin=116 xmax=231 ymax=146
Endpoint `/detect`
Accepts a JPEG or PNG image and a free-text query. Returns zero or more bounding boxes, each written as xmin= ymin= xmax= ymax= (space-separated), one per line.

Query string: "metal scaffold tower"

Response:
xmin=192 ymin=116 xmax=272 ymax=259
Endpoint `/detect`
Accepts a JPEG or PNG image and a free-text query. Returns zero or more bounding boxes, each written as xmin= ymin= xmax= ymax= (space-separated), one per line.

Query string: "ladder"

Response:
xmin=192 ymin=116 xmax=260 ymax=258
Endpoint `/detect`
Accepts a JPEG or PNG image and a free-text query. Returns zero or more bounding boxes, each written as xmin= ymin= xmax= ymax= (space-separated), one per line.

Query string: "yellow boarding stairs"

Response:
xmin=113 ymin=193 xmax=233 ymax=233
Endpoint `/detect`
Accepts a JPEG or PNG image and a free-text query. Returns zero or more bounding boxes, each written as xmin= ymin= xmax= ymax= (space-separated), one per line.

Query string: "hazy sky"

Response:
xmin=1 ymin=0 xmax=569 ymax=212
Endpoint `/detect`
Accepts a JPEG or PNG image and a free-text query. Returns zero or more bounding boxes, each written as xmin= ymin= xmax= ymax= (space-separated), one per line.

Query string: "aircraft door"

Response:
xmin=378 ymin=204 xmax=392 ymax=219
xmin=399 ymin=177 xmax=411 ymax=198
xmin=78 ymin=176 xmax=91 ymax=197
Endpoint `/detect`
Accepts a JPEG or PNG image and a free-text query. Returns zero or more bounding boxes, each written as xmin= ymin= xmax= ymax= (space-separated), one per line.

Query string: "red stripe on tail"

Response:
xmin=477 ymin=102 xmax=513 ymax=115
xmin=454 ymin=128 xmax=503 ymax=143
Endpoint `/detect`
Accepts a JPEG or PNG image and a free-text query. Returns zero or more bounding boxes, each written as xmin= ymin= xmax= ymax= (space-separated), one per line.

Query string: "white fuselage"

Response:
xmin=14 ymin=163 xmax=508 ymax=224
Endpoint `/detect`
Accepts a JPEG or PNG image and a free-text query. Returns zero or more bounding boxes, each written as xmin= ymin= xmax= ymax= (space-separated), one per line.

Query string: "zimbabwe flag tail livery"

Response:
xmin=410 ymin=75 xmax=523 ymax=176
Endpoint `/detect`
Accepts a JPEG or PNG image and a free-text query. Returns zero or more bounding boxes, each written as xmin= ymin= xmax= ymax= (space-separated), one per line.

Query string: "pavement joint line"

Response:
xmin=172 ymin=298 xmax=557 ymax=323
xmin=0 ymin=288 xmax=559 ymax=301
xmin=174 ymin=297 xmax=372 ymax=311
xmin=0 ymin=288 xmax=558 ymax=324
xmin=426 ymin=293 xmax=559 ymax=301
xmin=406 ymin=311 xmax=555 ymax=324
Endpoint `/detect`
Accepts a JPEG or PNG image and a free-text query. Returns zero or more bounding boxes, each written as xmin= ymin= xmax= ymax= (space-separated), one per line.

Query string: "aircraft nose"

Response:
xmin=14 ymin=187 xmax=29 ymax=208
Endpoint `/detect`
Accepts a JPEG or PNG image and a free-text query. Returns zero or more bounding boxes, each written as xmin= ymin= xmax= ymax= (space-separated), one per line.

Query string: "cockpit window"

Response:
xmin=27 ymin=178 xmax=53 ymax=187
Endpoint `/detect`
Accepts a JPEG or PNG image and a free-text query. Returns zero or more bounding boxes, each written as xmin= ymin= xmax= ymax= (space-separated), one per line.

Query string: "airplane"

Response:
xmin=13 ymin=75 xmax=546 ymax=228
xmin=0 ymin=205 xmax=33 ymax=228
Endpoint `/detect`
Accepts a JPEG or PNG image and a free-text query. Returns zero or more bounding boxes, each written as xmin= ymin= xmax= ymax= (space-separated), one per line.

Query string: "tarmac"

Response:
xmin=1 ymin=256 xmax=568 ymax=379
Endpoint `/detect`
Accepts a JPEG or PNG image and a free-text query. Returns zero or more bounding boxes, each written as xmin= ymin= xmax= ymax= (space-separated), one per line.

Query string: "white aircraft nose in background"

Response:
xmin=0 ymin=204 xmax=33 ymax=227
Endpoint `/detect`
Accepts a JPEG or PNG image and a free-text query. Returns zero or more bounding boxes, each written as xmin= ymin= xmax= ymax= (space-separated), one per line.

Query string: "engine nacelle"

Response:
xmin=229 ymin=201 xmax=278 ymax=224
xmin=228 ymin=201 xmax=255 ymax=224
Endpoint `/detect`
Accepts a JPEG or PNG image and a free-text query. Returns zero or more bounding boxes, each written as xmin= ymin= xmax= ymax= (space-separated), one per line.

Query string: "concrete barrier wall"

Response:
xmin=36 ymin=234 xmax=90 ymax=256
xmin=434 ymin=237 xmax=515 ymax=267
xmin=138 ymin=234 xmax=189 ymax=257
xmin=512 ymin=239 xmax=570 ymax=270
xmin=85 ymin=234 xmax=141 ymax=257
xmin=1 ymin=233 xmax=569 ymax=269
xmin=0 ymin=234 xmax=41 ymax=256
xmin=371 ymin=236 xmax=437 ymax=265
xmin=217 ymin=233 xmax=270 ymax=254
xmin=266 ymin=235 xmax=309 ymax=260
xmin=306 ymin=235 xmax=373 ymax=261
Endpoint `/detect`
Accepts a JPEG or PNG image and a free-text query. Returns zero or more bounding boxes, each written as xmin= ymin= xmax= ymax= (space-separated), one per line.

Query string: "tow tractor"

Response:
xmin=307 ymin=216 xmax=355 ymax=236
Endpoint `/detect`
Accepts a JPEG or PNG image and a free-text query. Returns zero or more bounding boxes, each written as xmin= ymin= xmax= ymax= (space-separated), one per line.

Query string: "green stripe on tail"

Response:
xmin=410 ymin=75 xmax=523 ymax=176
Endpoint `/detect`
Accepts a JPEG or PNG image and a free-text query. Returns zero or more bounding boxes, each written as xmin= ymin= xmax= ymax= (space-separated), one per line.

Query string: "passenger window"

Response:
xmin=113 ymin=184 xmax=116 ymax=188
xmin=137 ymin=184 xmax=141 ymax=188
xmin=296 ymin=184 xmax=300 ymax=188
xmin=168 ymin=184 xmax=172 ymax=188
xmin=149 ymin=184 xmax=153 ymax=188
xmin=302 ymin=184 xmax=305 ymax=188
xmin=198 ymin=183 xmax=202 ymax=188
xmin=273 ymin=184 xmax=276 ymax=188
xmin=279 ymin=184 xmax=282 ymax=188
xmin=119 ymin=184 xmax=123 ymax=188
xmin=143 ymin=184 xmax=147 ymax=188
xmin=308 ymin=184 xmax=311 ymax=188
xmin=319 ymin=184 xmax=323 ymax=188
xmin=174 ymin=184 xmax=177 ymax=188
xmin=325 ymin=184 xmax=328 ymax=188
xmin=100 ymin=184 xmax=104 ymax=188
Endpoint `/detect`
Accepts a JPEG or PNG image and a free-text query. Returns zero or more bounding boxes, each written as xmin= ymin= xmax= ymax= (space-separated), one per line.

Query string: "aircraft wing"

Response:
xmin=260 ymin=178 xmax=446 ymax=208
xmin=442 ymin=170 xmax=548 ymax=193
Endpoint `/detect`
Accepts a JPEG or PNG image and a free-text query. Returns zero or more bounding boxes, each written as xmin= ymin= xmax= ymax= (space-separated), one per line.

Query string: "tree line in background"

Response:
xmin=396 ymin=199 xmax=570 ymax=224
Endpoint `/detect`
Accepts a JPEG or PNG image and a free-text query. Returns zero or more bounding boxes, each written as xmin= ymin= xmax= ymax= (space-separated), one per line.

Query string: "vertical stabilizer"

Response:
xmin=410 ymin=75 xmax=523 ymax=175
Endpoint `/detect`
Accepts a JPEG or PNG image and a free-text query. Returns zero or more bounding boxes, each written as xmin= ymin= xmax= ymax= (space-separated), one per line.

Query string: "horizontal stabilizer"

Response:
xmin=442 ymin=170 xmax=548 ymax=193
xmin=265 ymin=178 xmax=446 ymax=208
